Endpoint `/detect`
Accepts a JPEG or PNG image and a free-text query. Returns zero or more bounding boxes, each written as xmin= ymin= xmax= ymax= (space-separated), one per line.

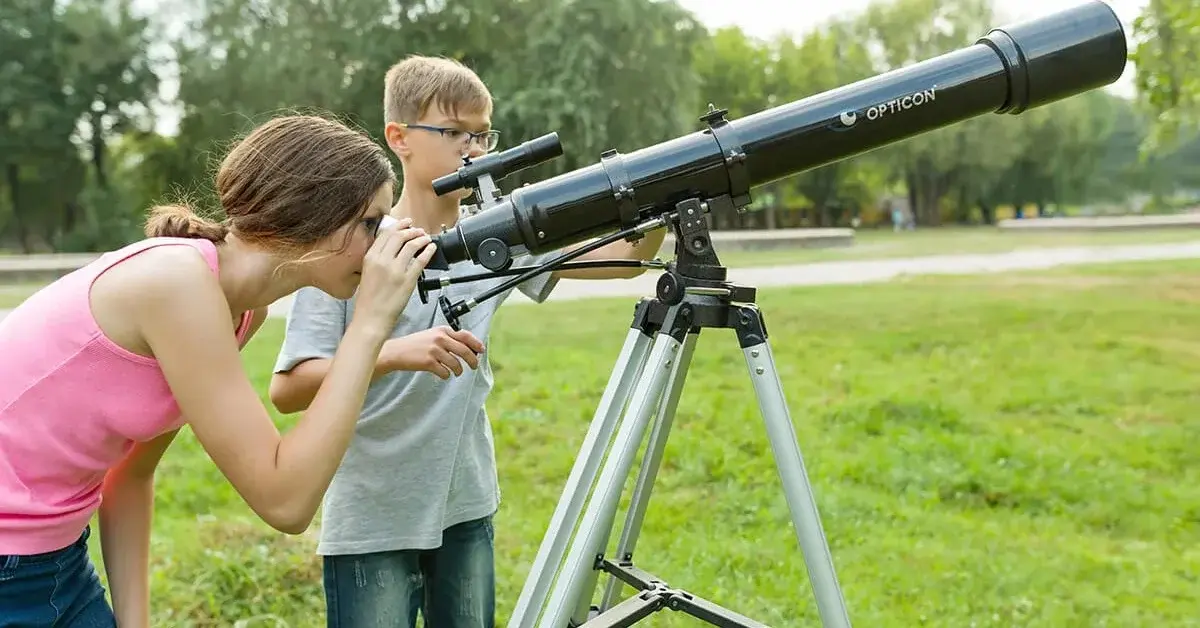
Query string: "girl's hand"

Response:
xmin=353 ymin=218 xmax=436 ymax=335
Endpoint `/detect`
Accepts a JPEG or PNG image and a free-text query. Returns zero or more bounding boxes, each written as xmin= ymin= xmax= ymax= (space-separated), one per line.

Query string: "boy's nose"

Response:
xmin=465 ymin=141 xmax=487 ymax=158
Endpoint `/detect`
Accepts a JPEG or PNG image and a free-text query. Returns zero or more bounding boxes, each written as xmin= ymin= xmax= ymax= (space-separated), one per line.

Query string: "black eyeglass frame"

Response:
xmin=401 ymin=123 xmax=501 ymax=152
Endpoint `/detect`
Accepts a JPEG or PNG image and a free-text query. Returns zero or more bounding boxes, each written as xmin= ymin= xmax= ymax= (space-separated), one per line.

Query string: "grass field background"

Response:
xmin=53 ymin=253 xmax=1199 ymax=627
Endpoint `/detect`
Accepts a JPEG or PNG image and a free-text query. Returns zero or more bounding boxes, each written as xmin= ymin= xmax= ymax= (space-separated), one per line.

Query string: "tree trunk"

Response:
xmin=906 ymin=170 xmax=919 ymax=225
xmin=91 ymin=110 xmax=108 ymax=190
xmin=7 ymin=163 xmax=30 ymax=253
xmin=955 ymin=186 xmax=972 ymax=224
xmin=978 ymin=199 xmax=995 ymax=225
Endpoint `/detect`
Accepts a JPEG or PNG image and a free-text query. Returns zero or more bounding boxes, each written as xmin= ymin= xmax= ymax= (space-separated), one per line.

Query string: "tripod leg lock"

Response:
xmin=663 ymin=304 xmax=694 ymax=343
xmin=731 ymin=304 xmax=768 ymax=348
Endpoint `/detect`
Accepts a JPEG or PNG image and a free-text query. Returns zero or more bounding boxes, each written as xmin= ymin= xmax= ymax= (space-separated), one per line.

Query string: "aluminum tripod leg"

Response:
xmin=507 ymin=288 xmax=852 ymax=627
xmin=507 ymin=321 xmax=656 ymax=628
xmin=595 ymin=330 xmax=698 ymax=613
xmin=742 ymin=334 xmax=851 ymax=628
xmin=537 ymin=329 xmax=686 ymax=628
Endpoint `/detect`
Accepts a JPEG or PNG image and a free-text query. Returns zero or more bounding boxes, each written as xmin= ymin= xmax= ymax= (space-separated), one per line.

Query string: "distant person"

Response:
xmin=268 ymin=55 xmax=666 ymax=628
xmin=0 ymin=114 xmax=435 ymax=626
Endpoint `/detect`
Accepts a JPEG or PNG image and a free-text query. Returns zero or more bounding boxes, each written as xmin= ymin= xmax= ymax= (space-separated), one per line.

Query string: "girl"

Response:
xmin=0 ymin=114 xmax=435 ymax=627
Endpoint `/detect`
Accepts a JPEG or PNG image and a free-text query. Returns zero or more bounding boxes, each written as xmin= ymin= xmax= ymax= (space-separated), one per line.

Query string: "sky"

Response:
xmin=137 ymin=0 xmax=1149 ymax=135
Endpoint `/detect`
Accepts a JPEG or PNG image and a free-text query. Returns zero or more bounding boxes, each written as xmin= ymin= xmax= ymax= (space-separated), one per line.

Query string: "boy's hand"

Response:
xmin=381 ymin=326 xmax=485 ymax=379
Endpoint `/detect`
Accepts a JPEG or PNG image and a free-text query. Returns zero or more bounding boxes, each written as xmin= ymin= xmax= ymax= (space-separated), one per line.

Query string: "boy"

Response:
xmin=268 ymin=55 xmax=666 ymax=628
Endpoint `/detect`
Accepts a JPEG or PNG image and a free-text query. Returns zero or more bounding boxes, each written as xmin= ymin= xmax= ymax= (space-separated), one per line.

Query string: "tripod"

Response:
xmin=505 ymin=197 xmax=853 ymax=628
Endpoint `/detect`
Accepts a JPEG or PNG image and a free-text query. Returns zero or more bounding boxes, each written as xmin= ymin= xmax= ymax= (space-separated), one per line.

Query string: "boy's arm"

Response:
xmin=550 ymin=225 xmax=668 ymax=280
xmin=270 ymin=289 xmax=483 ymax=412
xmin=269 ymin=287 xmax=361 ymax=414
xmin=510 ymin=226 xmax=667 ymax=303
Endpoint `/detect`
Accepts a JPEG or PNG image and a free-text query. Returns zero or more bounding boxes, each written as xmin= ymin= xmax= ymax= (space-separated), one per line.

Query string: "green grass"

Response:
xmin=709 ymin=226 xmax=1200 ymax=268
xmin=0 ymin=282 xmax=49 ymax=308
xmin=76 ymin=257 xmax=1200 ymax=626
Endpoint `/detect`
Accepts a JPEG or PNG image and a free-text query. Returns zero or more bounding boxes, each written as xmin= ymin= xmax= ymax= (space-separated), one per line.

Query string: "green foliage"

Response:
xmin=1131 ymin=0 xmax=1200 ymax=154
xmin=3 ymin=0 xmax=1199 ymax=250
xmin=477 ymin=0 xmax=707 ymax=178
xmin=75 ymin=259 xmax=1200 ymax=626
xmin=168 ymin=0 xmax=706 ymax=190
xmin=0 ymin=0 xmax=159 ymax=252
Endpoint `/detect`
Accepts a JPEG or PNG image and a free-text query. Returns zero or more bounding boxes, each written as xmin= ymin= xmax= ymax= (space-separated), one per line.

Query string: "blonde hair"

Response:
xmin=383 ymin=55 xmax=493 ymax=124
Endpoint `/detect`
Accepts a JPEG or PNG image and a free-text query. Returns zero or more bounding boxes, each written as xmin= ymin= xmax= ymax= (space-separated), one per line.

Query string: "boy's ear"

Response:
xmin=384 ymin=122 xmax=410 ymax=158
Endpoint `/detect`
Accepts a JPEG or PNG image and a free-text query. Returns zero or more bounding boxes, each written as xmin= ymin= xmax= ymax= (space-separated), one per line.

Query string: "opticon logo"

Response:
xmin=865 ymin=87 xmax=938 ymax=121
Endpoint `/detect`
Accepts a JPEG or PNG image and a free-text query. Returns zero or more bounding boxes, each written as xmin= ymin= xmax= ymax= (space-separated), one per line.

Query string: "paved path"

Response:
xmin=266 ymin=240 xmax=1200 ymax=317
xmin=998 ymin=212 xmax=1200 ymax=230
xmin=6 ymin=241 xmax=1200 ymax=322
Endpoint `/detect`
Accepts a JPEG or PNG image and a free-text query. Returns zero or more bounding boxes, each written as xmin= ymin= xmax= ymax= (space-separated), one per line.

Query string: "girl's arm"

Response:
xmin=98 ymin=307 xmax=269 ymax=627
xmin=131 ymin=231 xmax=430 ymax=534
xmin=97 ymin=428 xmax=179 ymax=628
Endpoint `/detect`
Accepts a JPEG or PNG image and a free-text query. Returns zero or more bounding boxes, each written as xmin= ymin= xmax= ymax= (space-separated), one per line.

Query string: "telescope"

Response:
xmin=417 ymin=0 xmax=1127 ymax=332
xmin=411 ymin=3 xmax=1128 ymax=627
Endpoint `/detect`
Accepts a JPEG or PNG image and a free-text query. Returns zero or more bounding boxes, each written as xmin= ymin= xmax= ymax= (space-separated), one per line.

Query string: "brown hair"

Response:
xmin=383 ymin=55 xmax=492 ymax=124
xmin=144 ymin=114 xmax=395 ymax=256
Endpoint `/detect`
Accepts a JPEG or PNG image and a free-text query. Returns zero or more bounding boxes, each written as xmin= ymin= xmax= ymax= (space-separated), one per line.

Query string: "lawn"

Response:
xmin=0 ymin=282 xmax=48 ymax=309
xmin=711 ymin=226 xmax=1200 ymax=268
xmin=79 ymin=258 xmax=1200 ymax=627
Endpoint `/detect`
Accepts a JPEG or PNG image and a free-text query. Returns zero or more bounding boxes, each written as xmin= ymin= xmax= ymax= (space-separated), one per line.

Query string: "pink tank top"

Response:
xmin=0 ymin=237 xmax=254 ymax=554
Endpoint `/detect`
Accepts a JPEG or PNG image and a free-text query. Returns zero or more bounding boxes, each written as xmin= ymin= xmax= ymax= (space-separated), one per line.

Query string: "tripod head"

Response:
xmin=414 ymin=0 xmax=1128 ymax=330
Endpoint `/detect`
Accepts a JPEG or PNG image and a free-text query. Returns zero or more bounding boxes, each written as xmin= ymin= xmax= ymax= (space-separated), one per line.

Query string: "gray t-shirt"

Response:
xmin=273 ymin=236 xmax=560 ymax=555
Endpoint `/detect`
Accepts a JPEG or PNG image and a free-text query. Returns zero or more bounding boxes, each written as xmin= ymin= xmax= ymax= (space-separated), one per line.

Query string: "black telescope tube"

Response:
xmin=424 ymin=0 xmax=1126 ymax=270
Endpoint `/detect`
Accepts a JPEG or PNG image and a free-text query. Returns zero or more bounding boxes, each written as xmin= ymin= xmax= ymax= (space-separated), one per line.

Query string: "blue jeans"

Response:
xmin=322 ymin=516 xmax=495 ymax=628
xmin=0 ymin=527 xmax=115 ymax=627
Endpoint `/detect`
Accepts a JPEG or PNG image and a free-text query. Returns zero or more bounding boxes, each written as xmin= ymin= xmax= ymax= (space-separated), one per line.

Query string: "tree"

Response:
xmin=1131 ymin=0 xmax=1200 ymax=154
xmin=0 ymin=0 xmax=159 ymax=252
xmin=691 ymin=26 xmax=771 ymax=228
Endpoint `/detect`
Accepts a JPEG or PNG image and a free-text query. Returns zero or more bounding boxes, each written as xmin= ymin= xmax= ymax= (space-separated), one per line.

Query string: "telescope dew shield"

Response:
xmin=427 ymin=0 xmax=1127 ymax=270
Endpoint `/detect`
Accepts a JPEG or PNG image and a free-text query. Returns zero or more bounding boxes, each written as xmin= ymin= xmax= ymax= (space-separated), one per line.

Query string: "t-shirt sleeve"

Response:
xmin=273 ymin=286 xmax=349 ymax=373
xmin=515 ymin=249 xmax=562 ymax=304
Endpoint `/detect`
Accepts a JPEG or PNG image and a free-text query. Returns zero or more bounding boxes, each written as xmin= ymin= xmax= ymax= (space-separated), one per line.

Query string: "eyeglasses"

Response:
xmin=401 ymin=123 xmax=500 ymax=153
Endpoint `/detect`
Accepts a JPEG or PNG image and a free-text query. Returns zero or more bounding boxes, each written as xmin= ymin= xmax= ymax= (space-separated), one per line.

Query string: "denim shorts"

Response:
xmin=322 ymin=515 xmax=495 ymax=628
xmin=0 ymin=526 xmax=115 ymax=627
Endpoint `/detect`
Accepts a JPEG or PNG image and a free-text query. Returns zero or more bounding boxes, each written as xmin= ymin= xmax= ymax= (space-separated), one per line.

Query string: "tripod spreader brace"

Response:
xmin=571 ymin=558 xmax=768 ymax=628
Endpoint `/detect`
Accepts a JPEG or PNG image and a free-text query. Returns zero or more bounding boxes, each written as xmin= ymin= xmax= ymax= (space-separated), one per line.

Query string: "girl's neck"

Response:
xmin=214 ymin=234 xmax=302 ymax=315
